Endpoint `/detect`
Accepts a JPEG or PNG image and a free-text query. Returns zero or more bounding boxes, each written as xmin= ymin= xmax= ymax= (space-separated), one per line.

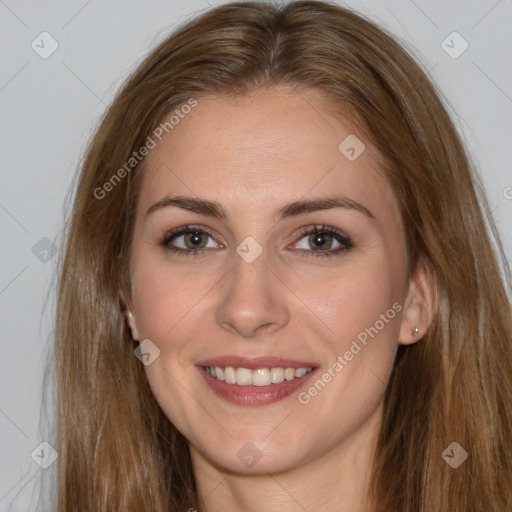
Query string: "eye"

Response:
xmin=291 ymin=225 xmax=352 ymax=258
xmin=159 ymin=225 xmax=222 ymax=256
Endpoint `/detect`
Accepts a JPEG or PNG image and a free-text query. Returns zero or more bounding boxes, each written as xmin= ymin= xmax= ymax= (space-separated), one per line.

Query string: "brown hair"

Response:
xmin=52 ymin=1 xmax=512 ymax=510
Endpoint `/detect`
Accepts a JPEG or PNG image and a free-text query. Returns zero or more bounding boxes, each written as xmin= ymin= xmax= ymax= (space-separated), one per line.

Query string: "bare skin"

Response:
xmin=125 ymin=85 xmax=435 ymax=511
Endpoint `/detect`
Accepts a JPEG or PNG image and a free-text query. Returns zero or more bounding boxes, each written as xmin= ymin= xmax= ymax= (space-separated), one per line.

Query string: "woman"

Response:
xmin=53 ymin=1 xmax=512 ymax=510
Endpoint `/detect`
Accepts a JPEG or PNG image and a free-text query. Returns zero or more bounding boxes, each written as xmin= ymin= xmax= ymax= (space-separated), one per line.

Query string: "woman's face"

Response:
xmin=127 ymin=85 xmax=427 ymax=474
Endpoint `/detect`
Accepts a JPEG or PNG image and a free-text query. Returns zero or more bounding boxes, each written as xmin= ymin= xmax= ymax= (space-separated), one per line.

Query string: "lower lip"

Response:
xmin=197 ymin=366 xmax=318 ymax=406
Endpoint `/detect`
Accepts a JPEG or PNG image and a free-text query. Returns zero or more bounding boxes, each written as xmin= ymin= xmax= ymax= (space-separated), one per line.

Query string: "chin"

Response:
xmin=192 ymin=433 xmax=312 ymax=475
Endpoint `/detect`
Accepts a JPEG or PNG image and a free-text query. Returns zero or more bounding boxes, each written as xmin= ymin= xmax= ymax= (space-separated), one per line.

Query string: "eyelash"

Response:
xmin=158 ymin=224 xmax=353 ymax=259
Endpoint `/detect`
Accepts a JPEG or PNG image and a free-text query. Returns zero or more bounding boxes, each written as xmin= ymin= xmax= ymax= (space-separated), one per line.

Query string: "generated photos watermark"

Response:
xmin=93 ymin=97 xmax=197 ymax=200
xmin=298 ymin=301 xmax=403 ymax=405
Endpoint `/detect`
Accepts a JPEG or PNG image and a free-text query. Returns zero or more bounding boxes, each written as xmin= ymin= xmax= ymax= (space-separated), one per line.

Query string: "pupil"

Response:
xmin=187 ymin=232 xmax=205 ymax=248
xmin=310 ymin=232 xmax=331 ymax=250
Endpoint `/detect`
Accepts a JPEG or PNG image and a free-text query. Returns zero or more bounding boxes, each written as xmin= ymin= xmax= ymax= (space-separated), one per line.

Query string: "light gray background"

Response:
xmin=1 ymin=0 xmax=511 ymax=510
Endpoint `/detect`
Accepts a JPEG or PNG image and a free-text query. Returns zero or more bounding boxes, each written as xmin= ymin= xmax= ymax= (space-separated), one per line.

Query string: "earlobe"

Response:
xmin=398 ymin=258 xmax=437 ymax=345
xmin=120 ymin=287 xmax=140 ymax=341
xmin=126 ymin=310 xmax=140 ymax=341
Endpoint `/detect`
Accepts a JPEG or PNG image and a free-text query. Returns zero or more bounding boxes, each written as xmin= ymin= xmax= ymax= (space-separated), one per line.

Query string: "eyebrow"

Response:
xmin=144 ymin=195 xmax=375 ymax=222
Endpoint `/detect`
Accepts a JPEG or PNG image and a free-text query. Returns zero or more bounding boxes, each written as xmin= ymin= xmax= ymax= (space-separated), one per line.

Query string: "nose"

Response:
xmin=215 ymin=249 xmax=290 ymax=338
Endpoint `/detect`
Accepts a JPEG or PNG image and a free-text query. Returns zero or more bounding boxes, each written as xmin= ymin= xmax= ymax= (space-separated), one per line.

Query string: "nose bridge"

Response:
xmin=229 ymin=247 xmax=271 ymax=300
xmin=215 ymin=242 xmax=289 ymax=337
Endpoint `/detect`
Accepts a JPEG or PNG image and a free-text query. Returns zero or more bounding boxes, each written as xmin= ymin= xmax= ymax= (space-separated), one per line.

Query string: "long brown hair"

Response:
xmin=52 ymin=1 xmax=512 ymax=510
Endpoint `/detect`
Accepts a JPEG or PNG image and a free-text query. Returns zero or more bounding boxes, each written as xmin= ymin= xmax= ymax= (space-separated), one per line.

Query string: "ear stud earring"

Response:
xmin=411 ymin=327 xmax=420 ymax=337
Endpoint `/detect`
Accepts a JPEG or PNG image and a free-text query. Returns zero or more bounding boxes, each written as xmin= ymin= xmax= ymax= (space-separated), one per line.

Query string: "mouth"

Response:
xmin=196 ymin=357 xmax=318 ymax=406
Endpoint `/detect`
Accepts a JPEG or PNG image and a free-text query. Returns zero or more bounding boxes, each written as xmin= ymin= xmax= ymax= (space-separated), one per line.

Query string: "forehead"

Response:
xmin=138 ymin=86 xmax=399 ymax=225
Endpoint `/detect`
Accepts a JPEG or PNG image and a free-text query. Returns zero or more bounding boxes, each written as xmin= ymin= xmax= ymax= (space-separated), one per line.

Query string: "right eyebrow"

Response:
xmin=144 ymin=195 xmax=229 ymax=221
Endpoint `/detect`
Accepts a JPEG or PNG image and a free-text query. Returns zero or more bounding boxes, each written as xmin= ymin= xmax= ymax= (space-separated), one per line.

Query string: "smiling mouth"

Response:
xmin=201 ymin=366 xmax=314 ymax=386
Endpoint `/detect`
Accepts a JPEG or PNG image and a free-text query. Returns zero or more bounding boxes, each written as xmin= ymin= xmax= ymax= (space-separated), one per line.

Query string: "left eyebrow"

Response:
xmin=144 ymin=195 xmax=375 ymax=222
xmin=276 ymin=196 xmax=375 ymax=221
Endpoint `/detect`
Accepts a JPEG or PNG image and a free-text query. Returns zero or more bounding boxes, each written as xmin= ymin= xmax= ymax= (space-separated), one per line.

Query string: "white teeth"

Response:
xmin=270 ymin=367 xmax=284 ymax=384
xmin=252 ymin=368 xmax=270 ymax=386
xmin=284 ymin=368 xmax=295 ymax=381
xmin=204 ymin=366 xmax=313 ymax=386
xmin=224 ymin=366 xmax=236 ymax=384
xmin=236 ymin=367 xmax=253 ymax=386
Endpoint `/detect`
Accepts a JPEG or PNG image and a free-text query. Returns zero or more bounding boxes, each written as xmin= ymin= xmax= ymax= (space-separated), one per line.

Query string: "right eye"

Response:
xmin=159 ymin=225 xmax=223 ymax=256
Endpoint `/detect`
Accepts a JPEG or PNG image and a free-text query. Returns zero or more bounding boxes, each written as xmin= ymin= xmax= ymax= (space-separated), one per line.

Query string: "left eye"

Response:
xmin=294 ymin=230 xmax=342 ymax=251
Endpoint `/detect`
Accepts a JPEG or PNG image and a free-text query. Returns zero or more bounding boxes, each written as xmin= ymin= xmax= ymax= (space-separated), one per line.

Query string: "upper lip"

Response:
xmin=196 ymin=356 xmax=318 ymax=370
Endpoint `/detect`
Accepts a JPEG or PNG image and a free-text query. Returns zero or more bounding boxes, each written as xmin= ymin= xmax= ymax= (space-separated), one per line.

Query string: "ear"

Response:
xmin=120 ymin=287 xmax=140 ymax=341
xmin=126 ymin=310 xmax=140 ymax=341
xmin=398 ymin=257 xmax=436 ymax=345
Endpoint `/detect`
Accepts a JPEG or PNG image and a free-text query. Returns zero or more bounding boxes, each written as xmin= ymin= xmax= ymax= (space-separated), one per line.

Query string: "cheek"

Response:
xmin=294 ymin=258 xmax=403 ymax=422
xmin=131 ymin=261 xmax=207 ymax=339
xmin=297 ymin=254 xmax=403 ymax=353
xmin=129 ymin=264 xmax=211 ymax=432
